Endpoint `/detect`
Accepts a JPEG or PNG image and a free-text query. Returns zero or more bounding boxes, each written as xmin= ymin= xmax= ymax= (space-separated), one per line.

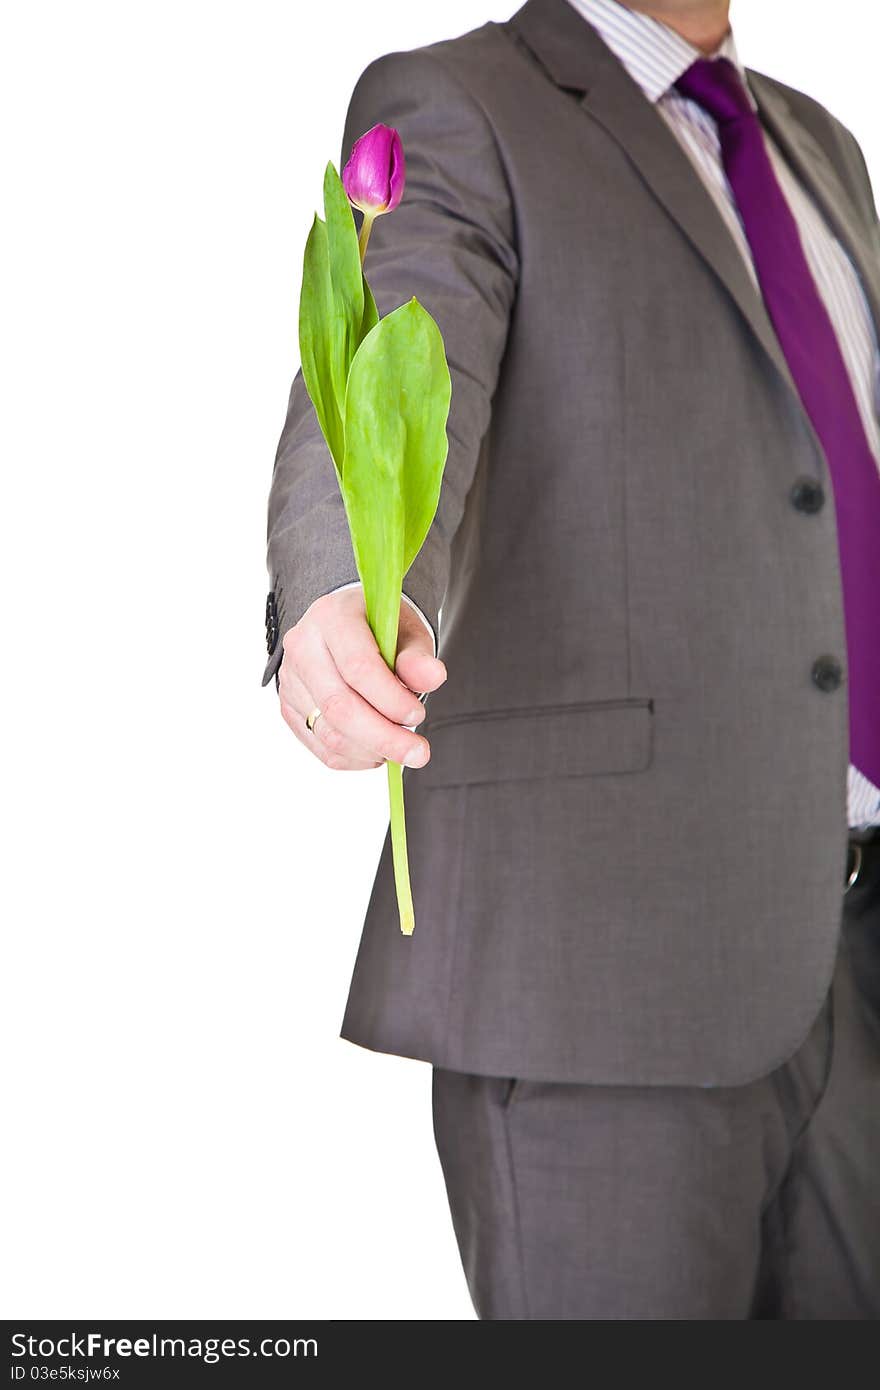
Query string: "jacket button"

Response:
xmin=790 ymin=476 xmax=825 ymax=513
xmin=811 ymin=655 xmax=843 ymax=692
xmin=265 ymin=590 xmax=279 ymax=654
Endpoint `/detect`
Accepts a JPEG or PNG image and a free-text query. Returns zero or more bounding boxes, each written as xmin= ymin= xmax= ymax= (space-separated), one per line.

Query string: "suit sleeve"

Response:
xmin=818 ymin=106 xmax=880 ymax=236
xmin=261 ymin=47 xmax=519 ymax=687
xmin=842 ymin=128 xmax=880 ymax=233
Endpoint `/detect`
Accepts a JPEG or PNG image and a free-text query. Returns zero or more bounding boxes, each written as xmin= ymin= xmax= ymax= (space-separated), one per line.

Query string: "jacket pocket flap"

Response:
xmin=416 ymin=698 xmax=654 ymax=788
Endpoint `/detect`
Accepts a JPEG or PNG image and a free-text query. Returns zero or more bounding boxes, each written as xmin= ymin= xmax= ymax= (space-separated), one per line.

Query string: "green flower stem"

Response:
xmin=386 ymin=759 xmax=415 ymax=936
xmin=357 ymin=210 xmax=376 ymax=265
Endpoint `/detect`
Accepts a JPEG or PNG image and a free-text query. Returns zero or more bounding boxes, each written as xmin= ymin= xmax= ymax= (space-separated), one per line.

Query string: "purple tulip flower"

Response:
xmin=342 ymin=123 xmax=406 ymax=263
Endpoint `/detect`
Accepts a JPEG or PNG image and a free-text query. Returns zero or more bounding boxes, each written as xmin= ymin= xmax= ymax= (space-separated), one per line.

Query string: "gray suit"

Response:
xmin=265 ymin=0 xmax=880 ymax=1086
xmin=265 ymin=0 xmax=880 ymax=1317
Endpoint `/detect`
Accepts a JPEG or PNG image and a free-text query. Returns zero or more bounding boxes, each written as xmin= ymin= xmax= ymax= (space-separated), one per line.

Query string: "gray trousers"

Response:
xmin=432 ymin=830 xmax=880 ymax=1319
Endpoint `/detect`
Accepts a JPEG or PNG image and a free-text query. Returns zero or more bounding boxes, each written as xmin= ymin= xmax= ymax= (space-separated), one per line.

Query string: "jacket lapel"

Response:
xmin=507 ymin=0 xmax=797 ymax=393
xmin=577 ymin=55 xmax=801 ymax=395
xmin=747 ymin=71 xmax=880 ymax=341
xmin=506 ymin=0 xmax=880 ymax=401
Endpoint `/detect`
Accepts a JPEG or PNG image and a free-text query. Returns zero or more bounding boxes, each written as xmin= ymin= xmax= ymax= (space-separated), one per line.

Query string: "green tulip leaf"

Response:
xmin=342 ymin=296 xmax=451 ymax=670
xmin=397 ymin=301 xmax=451 ymax=573
xmin=323 ymin=161 xmax=365 ymax=426
xmin=298 ymin=213 xmax=344 ymax=475
xmin=360 ymin=273 xmax=379 ymax=343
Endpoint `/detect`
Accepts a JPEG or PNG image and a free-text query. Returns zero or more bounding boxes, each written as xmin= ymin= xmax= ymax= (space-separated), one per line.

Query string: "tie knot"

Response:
xmin=675 ymin=56 xmax=753 ymax=125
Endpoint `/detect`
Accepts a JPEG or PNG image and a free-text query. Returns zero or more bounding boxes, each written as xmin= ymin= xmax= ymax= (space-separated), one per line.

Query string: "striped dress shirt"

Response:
xmin=564 ymin=0 xmax=880 ymax=828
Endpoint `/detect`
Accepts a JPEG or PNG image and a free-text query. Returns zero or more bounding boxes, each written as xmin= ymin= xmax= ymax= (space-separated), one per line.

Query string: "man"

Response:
xmin=263 ymin=0 xmax=880 ymax=1318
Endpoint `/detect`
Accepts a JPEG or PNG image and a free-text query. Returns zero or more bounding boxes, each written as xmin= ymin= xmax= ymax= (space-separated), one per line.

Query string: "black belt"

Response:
xmin=845 ymin=824 xmax=880 ymax=893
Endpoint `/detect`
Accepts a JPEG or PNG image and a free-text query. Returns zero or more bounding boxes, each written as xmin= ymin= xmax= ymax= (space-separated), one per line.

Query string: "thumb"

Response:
xmin=395 ymin=603 xmax=447 ymax=696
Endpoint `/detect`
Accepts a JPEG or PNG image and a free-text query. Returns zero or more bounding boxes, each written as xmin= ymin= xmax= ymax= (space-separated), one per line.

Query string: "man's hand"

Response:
xmin=278 ymin=587 xmax=447 ymax=771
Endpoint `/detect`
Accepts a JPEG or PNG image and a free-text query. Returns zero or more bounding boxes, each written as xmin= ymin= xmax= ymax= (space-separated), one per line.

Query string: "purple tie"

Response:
xmin=676 ymin=57 xmax=880 ymax=786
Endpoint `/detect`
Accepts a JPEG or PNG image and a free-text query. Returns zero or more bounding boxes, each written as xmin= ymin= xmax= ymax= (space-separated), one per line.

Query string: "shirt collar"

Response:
xmin=564 ymin=0 xmax=749 ymax=104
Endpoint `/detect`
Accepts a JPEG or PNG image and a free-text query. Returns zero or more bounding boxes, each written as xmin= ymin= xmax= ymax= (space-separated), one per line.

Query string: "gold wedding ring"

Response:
xmin=305 ymin=706 xmax=322 ymax=733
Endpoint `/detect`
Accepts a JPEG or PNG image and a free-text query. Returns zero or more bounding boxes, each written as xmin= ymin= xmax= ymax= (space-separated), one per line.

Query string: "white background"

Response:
xmin=2 ymin=0 xmax=878 ymax=1321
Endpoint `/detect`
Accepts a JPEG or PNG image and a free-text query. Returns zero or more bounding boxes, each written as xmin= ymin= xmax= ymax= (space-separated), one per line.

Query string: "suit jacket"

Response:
xmin=263 ymin=0 xmax=880 ymax=1085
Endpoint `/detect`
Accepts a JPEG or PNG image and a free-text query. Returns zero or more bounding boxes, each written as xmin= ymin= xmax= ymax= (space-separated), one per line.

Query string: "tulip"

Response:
xmin=342 ymin=123 xmax=406 ymax=263
xmin=299 ymin=139 xmax=450 ymax=934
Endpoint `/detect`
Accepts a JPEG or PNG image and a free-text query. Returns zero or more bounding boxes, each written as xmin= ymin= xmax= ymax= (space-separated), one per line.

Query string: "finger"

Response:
xmin=279 ymin=661 xmax=321 ymax=728
xmin=326 ymin=609 xmax=433 ymax=727
xmin=294 ymin=627 xmax=431 ymax=768
xmin=393 ymin=608 xmax=448 ymax=701
xmin=394 ymin=641 xmax=448 ymax=703
xmin=279 ymin=691 xmax=384 ymax=771
xmin=279 ymin=629 xmax=385 ymax=769
xmin=280 ymin=668 xmax=387 ymax=769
